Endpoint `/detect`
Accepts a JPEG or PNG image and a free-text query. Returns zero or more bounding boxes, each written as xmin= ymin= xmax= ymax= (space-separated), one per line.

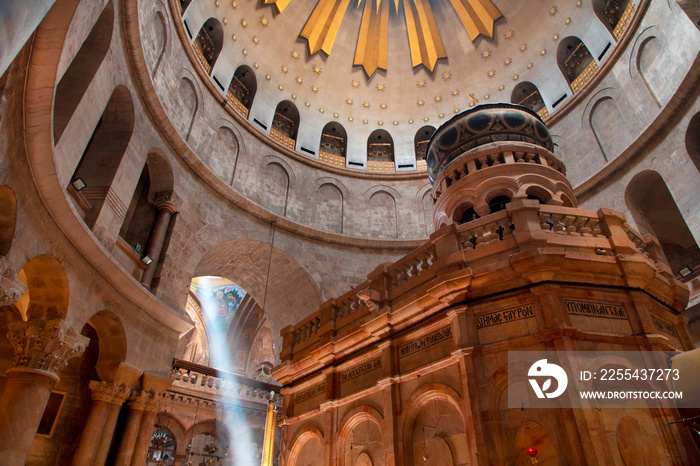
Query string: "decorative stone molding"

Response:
xmin=7 ymin=319 xmax=89 ymax=378
xmin=0 ymin=256 xmax=27 ymax=307
xmin=89 ymin=380 xmax=131 ymax=405
xmin=153 ymin=191 xmax=178 ymax=214
xmin=128 ymin=390 xmax=164 ymax=413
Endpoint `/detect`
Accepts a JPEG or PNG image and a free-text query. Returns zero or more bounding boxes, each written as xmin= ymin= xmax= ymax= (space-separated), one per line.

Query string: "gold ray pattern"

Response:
xmin=354 ymin=0 xmax=390 ymax=77
xmin=264 ymin=0 xmax=293 ymax=14
xmin=447 ymin=0 xmax=502 ymax=41
xmin=274 ymin=0 xmax=502 ymax=74
xmin=404 ymin=0 xmax=447 ymax=72
xmin=300 ymin=0 xmax=353 ymax=55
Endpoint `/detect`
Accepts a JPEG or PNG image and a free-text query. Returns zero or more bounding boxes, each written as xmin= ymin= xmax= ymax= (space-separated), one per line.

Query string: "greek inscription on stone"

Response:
xmin=340 ymin=358 xmax=382 ymax=383
xmin=475 ymin=305 xmax=535 ymax=330
xmin=399 ymin=326 xmax=453 ymax=358
xmin=565 ymin=300 xmax=627 ymax=320
xmin=295 ymin=383 xmax=326 ymax=403
xmin=651 ymin=315 xmax=678 ymax=337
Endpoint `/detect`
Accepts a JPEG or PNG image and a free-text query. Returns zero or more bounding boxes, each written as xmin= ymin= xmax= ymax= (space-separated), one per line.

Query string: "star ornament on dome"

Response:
xmin=311 ymin=85 xmax=319 ymax=93
xmin=281 ymin=65 xmax=289 ymax=73
xmin=487 ymin=69 xmax=496 ymax=78
xmin=231 ymin=0 xmax=237 ymax=8
xmin=519 ymin=44 xmax=527 ymax=53
xmin=549 ymin=6 xmax=557 ymax=16
xmin=313 ymin=65 xmax=322 ymax=74
xmin=417 ymin=80 xmax=427 ymax=88
xmin=291 ymin=50 xmax=301 ymax=59
xmin=452 ymin=89 xmax=460 ymax=97
xmin=376 ymin=83 xmax=386 ymax=91
xmin=346 ymin=98 xmax=353 ymax=104
xmin=417 ymin=99 xmax=425 ymax=106
xmin=252 ymin=35 xmax=260 ymax=45
xmin=482 ymin=50 xmax=492 ymax=59
xmin=241 ymin=19 xmax=248 ymax=28
xmin=260 ymin=16 xmax=269 ymax=26
xmin=504 ymin=29 xmax=515 ymax=40
xmin=362 ymin=101 xmax=371 ymax=108
xmin=380 ymin=103 xmax=388 ymax=109
xmin=296 ymin=76 xmax=303 ymax=84
xmin=442 ymin=72 xmax=452 ymax=80
xmin=504 ymin=57 xmax=512 ymax=66
xmin=351 ymin=80 xmax=360 ymax=88
xmin=434 ymin=95 xmax=442 ymax=102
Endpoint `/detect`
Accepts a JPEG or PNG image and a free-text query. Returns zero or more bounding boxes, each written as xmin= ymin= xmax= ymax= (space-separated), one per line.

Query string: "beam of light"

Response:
xmin=197 ymin=275 xmax=257 ymax=466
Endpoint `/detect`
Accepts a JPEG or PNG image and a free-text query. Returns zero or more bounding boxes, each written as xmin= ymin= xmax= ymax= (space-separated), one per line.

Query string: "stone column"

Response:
xmin=113 ymin=391 xmax=150 ymax=466
xmin=93 ymin=383 xmax=131 ymax=465
xmin=140 ymin=191 xmax=177 ymax=288
xmin=130 ymin=393 xmax=163 ymax=465
xmin=71 ymin=381 xmax=130 ymax=465
xmin=0 ymin=319 xmax=88 ymax=466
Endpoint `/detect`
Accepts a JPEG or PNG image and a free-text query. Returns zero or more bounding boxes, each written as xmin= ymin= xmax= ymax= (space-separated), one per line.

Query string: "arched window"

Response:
xmin=148 ymin=426 xmax=177 ymax=463
xmin=625 ymin=171 xmax=700 ymax=280
xmin=488 ymin=195 xmax=511 ymax=214
xmin=319 ymin=122 xmax=347 ymax=167
xmin=179 ymin=0 xmax=193 ymax=15
xmin=227 ymin=65 xmax=256 ymax=117
xmin=53 ymin=2 xmax=114 ymax=143
xmin=686 ymin=111 xmax=700 ymax=174
xmin=511 ymin=82 xmax=548 ymax=119
xmin=271 ymin=101 xmax=300 ymax=150
xmin=557 ymin=37 xmax=598 ymax=93
xmin=69 ymin=86 xmax=134 ymax=229
xmin=593 ymin=0 xmax=637 ymax=40
xmin=194 ymin=18 xmax=223 ymax=75
xmin=526 ymin=186 xmax=552 ymax=204
xmin=453 ymin=203 xmax=480 ymax=224
xmin=119 ymin=163 xmax=158 ymax=253
xmin=414 ymin=126 xmax=436 ymax=170
xmin=367 ymin=129 xmax=395 ymax=173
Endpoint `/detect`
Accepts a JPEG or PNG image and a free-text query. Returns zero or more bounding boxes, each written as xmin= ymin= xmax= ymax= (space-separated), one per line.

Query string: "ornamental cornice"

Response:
xmin=7 ymin=319 xmax=89 ymax=378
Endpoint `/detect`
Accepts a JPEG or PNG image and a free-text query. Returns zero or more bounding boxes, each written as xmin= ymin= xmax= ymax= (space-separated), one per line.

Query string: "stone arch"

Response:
xmin=70 ymin=85 xmax=135 ymax=229
xmin=229 ymin=65 xmax=257 ymax=114
xmin=338 ymin=406 xmax=385 ymax=466
xmin=150 ymin=2 xmax=171 ymax=76
xmin=314 ymin=180 xmax=344 ymax=233
xmin=193 ymin=239 xmax=323 ymax=359
xmin=402 ymin=383 xmax=468 ymax=466
xmin=288 ymin=425 xmax=324 ymax=466
xmin=260 ymin=157 xmax=292 ymax=216
xmin=119 ymin=150 xmax=175 ymax=267
xmin=593 ymin=0 xmax=634 ymax=39
xmin=686 ymin=111 xmax=700 ymax=173
xmin=365 ymin=187 xmax=399 ymax=238
xmin=557 ymin=36 xmax=596 ymax=93
xmin=53 ymin=1 xmax=114 ymax=143
xmin=581 ymin=88 xmax=630 ymax=162
xmin=616 ymin=416 xmax=667 ymax=465
xmin=320 ymin=121 xmax=348 ymax=159
xmin=272 ymin=101 xmax=300 ymax=146
xmin=551 ymin=135 xmax=566 ymax=160
xmin=0 ymin=186 xmax=17 ymax=256
xmin=625 ymin=171 xmax=699 ymax=278
xmin=194 ymin=18 xmax=224 ymax=75
xmin=629 ymin=26 xmax=663 ymax=107
xmin=17 ymin=255 xmax=70 ymax=321
xmin=84 ymin=310 xmax=128 ymax=368
xmin=367 ymin=129 xmax=395 ymax=163
xmin=176 ymin=73 xmax=199 ymax=141
xmin=414 ymin=126 xmax=436 ymax=164
xmin=153 ymin=413 xmax=186 ymax=455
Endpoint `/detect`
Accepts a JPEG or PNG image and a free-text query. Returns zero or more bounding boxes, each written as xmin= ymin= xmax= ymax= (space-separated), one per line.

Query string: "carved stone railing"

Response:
xmin=538 ymin=206 xmax=602 ymax=237
xmin=170 ymin=359 xmax=282 ymax=406
xmin=367 ymin=160 xmax=396 ymax=173
xmin=613 ymin=1 xmax=637 ymax=41
xmin=571 ymin=60 xmax=599 ymax=94
xmin=319 ymin=151 xmax=346 ymax=168
xmin=387 ymin=244 xmax=437 ymax=288
xmin=458 ymin=210 xmax=515 ymax=249
xmin=225 ymin=91 xmax=249 ymax=118
xmin=269 ymin=128 xmax=295 ymax=151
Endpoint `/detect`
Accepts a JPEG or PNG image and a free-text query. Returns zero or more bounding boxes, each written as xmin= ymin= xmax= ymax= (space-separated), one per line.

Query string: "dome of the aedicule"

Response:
xmin=425 ymin=103 xmax=553 ymax=182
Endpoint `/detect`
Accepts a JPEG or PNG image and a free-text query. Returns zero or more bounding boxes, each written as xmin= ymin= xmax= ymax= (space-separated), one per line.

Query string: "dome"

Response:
xmin=425 ymin=103 xmax=553 ymax=182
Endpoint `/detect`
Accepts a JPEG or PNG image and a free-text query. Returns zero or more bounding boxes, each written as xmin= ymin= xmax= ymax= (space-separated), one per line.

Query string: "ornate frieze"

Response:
xmin=7 ymin=319 xmax=89 ymax=378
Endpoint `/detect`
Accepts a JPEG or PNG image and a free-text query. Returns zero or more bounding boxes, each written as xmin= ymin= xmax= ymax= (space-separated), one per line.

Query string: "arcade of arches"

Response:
xmin=0 ymin=0 xmax=700 ymax=465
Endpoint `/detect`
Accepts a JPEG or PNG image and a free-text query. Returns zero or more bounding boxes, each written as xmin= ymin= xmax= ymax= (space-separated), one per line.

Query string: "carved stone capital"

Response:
xmin=128 ymin=390 xmax=163 ymax=413
xmin=0 ymin=256 xmax=27 ymax=307
xmin=7 ymin=319 xmax=89 ymax=379
xmin=89 ymin=380 xmax=131 ymax=405
xmin=154 ymin=191 xmax=178 ymax=214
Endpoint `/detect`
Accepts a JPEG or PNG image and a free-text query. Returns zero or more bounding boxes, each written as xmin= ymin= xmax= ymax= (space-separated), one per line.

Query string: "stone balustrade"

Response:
xmin=170 ymin=359 xmax=282 ymax=406
xmin=277 ymin=200 xmax=681 ymax=364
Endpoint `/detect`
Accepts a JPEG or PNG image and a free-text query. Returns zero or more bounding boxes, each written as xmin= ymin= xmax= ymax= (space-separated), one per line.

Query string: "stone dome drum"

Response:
xmin=425 ymin=104 xmax=553 ymax=183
